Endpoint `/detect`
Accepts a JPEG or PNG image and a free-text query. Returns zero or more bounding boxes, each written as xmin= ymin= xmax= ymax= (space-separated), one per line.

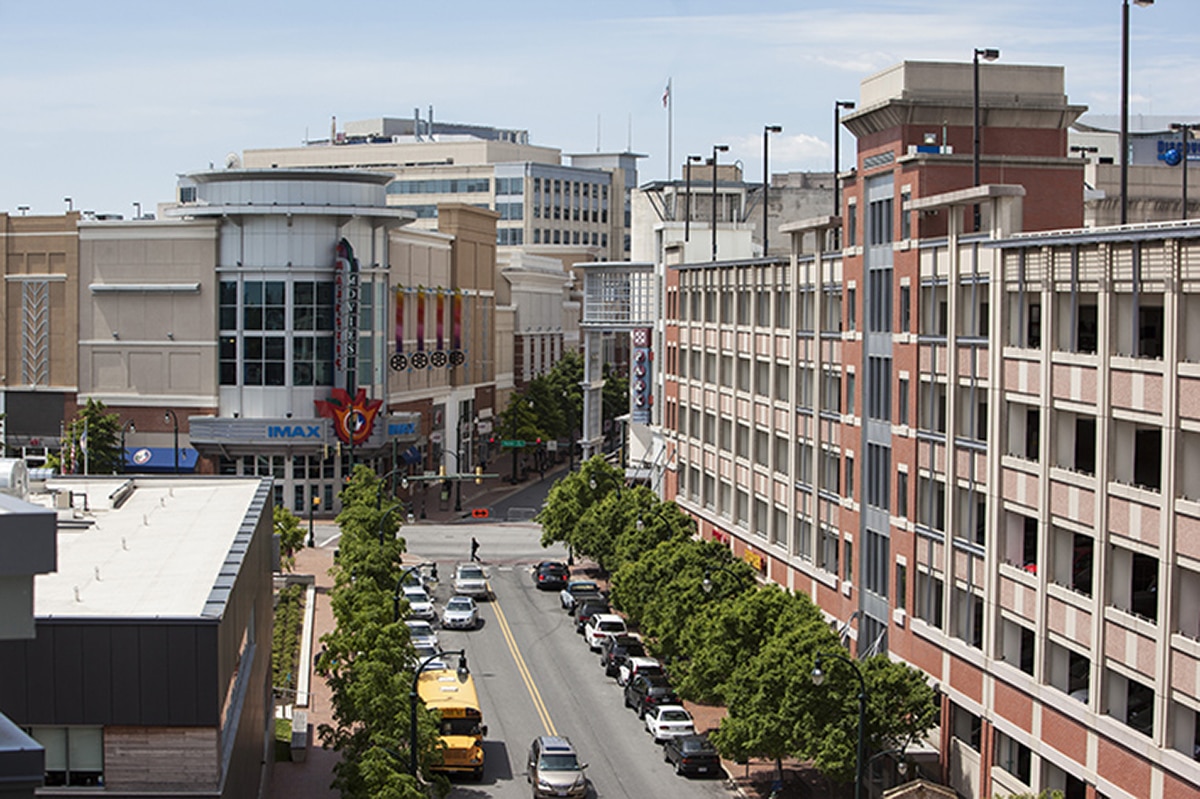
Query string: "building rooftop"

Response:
xmin=31 ymin=476 xmax=269 ymax=619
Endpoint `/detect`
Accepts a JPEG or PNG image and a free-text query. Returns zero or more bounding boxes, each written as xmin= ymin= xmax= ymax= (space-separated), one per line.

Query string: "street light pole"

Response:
xmin=711 ymin=143 xmax=729 ymax=261
xmin=308 ymin=496 xmax=320 ymax=548
xmin=119 ymin=420 xmax=135 ymax=475
xmin=763 ymin=125 xmax=782 ymax=257
xmin=973 ymin=48 xmax=1000 ymax=232
xmin=443 ymin=449 xmax=464 ymax=513
xmin=1170 ymin=122 xmax=1193 ymax=220
xmin=685 ymin=154 xmax=702 ymax=242
xmin=812 ymin=652 xmax=867 ymax=799
xmin=1121 ymin=0 xmax=1155 ymax=225
xmin=163 ymin=409 xmax=179 ymax=474
xmin=410 ymin=651 xmax=469 ymax=777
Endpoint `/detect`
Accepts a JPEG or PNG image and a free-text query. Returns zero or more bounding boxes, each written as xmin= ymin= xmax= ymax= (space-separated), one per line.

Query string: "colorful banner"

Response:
xmin=416 ymin=286 xmax=425 ymax=352
xmin=395 ymin=285 xmax=404 ymax=352
xmin=435 ymin=288 xmax=445 ymax=352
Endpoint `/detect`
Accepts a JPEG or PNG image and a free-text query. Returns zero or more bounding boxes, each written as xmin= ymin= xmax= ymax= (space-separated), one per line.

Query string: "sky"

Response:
xmin=1 ymin=0 xmax=1197 ymax=217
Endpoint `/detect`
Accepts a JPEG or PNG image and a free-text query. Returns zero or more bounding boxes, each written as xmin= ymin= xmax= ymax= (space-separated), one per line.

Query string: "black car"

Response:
xmin=600 ymin=634 xmax=646 ymax=677
xmin=624 ymin=672 xmax=680 ymax=718
xmin=663 ymin=734 xmax=722 ymax=777
xmin=573 ymin=598 xmax=610 ymax=633
xmin=533 ymin=561 xmax=570 ymax=591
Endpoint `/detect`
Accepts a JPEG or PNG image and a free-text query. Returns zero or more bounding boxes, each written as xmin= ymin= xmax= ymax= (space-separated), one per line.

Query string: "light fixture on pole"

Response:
xmin=711 ymin=144 xmax=729 ymax=261
xmin=163 ymin=409 xmax=179 ymax=474
xmin=762 ymin=125 xmax=783 ymax=257
xmin=1120 ymin=0 xmax=1155 ymax=225
xmin=17 ymin=206 xmax=28 ymax=216
xmin=119 ymin=420 xmax=136 ymax=475
xmin=1168 ymin=122 xmax=1194 ymax=220
xmin=685 ymin=154 xmax=703 ymax=242
xmin=64 ymin=197 xmax=73 ymax=212
xmin=833 ymin=100 xmax=856 ymax=220
xmin=1069 ymin=145 xmax=1100 ymax=159
xmin=410 ymin=650 xmax=469 ymax=777
xmin=812 ymin=652 xmax=868 ymax=799
xmin=308 ymin=496 xmax=320 ymax=548
xmin=973 ymin=48 xmax=1000 ymax=232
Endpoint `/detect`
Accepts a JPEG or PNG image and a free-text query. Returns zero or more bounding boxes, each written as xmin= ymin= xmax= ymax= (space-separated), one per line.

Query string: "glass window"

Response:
xmin=29 ymin=726 xmax=103 ymax=787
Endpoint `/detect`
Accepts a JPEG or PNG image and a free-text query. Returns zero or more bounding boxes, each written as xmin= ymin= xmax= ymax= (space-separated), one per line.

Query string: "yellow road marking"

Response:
xmin=491 ymin=589 xmax=557 ymax=736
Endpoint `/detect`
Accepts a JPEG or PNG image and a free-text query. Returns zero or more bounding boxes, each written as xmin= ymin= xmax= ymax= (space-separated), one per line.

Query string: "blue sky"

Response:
xmin=1 ymin=0 xmax=1195 ymax=216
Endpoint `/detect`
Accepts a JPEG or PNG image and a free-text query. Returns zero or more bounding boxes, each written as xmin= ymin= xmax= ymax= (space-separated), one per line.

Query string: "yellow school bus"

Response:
xmin=417 ymin=668 xmax=486 ymax=779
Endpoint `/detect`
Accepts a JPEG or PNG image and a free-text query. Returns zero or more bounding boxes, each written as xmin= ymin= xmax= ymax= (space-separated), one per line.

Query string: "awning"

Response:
xmin=123 ymin=447 xmax=199 ymax=473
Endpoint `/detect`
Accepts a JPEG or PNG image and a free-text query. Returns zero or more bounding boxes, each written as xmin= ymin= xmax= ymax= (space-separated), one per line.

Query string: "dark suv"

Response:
xmin=573 ymin=598 xmax=610 ymax=633
xmin=600 ymin=634 xmax=646 ymax=677
xmin=624 ymin=672 xmax=679 ymax=718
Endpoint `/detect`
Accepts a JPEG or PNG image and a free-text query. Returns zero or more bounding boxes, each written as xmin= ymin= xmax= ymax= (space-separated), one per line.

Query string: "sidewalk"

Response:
xmin=410 ymin=459 xmax=570 ymax=524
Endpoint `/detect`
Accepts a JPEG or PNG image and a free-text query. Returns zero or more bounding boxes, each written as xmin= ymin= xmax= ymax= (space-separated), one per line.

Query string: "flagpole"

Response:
xmin=666 ymin=78 xmax=673 ymax=181
xmin=83 ymin=417 xmax=89 ymax=476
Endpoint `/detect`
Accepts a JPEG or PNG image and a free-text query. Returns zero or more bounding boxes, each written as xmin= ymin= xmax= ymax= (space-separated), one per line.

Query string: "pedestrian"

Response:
xmin=471 ymin=536 xmax=480 ymax=562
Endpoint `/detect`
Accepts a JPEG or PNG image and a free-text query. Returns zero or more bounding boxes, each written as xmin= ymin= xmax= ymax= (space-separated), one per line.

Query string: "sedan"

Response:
xmin=600 ymin=634 xmax=646 ymax=677
xmin=405 ymin=620 xmax=439 ymax=650
xmin=454 ymin=563 xmax=489 ymax=599
xmin=559 ymin=580 xmax=601 ymax=611
xmin=662 ymin=734 xmax=722 ymax=777
xmin=400 ymin=584 xmax=436 ymax=621
xmin=413 ymin=644 xmax=448 ymax=671
xmin=533 ymin=561 xmax=570 ymax=591
xmin=441 ymin=595 xmax=480 ymax=630
xmin=644 ymin=704 xmax=695 ymax=743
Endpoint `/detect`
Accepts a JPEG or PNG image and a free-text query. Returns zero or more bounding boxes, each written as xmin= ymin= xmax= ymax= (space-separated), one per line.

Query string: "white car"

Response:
xmin=400 ymin=584 xmax=436 ymax=621
xmin=644 ymin=704 xmax=695 ymax=743
xmin=618 ymin=656 xmax=663 ymax=687
xmin=441 ymin=595 xmax=480 ymax=630
xmin=405 ymin=619 xmax=439 ymax=650
xmin=583 ymin=613 xmax=627 ymax=651
xmin=413 ymin=644 xmax=448 ymax=671
xmin=454 ymin=563 xmax=489 ymax=599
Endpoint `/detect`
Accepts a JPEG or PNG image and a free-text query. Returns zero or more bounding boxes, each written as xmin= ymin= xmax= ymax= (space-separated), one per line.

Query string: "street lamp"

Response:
xmin=685 ymin=154 xmax=703 ymax=242
xmin=393 ymin=563 xmax=431 ymax=621
xmin=973 ymin=48 xmax=1000 ymax=232
xmin=562 ymin=389 xmax=576 ymax=472
xmin=763 ymin=125 xmax=783 ymax=257
xmin=812 ymin=652 xmax=868 ymax=799
xmin=443 ymin=449 xmax=465 ymax=513
xmin=700 ymin=563 xmax=749 ymax=598
xmin=834 ymin=100 xmax=856 ymax=221
xmin=711 ymin=144 xmax=729 ymax=261
xmin=410 ymin=650 xmax=469 ymax=777
xmin=1121 ymin=0 xmax=1155 ymax=224
xmin=308 ymin=495 xmax=320 ymax=548
xmin=1169 ymin=122 xmax=1194 ymax=220
xmin=119 ymin=420 xmax=135 ymax=475
xmin=163 ymin=409 xmax=179 ymax=474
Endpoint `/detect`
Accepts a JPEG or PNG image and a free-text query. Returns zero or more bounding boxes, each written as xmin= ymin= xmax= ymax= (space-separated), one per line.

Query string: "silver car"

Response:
xmin=400 ymin=584 xmax=436 ymax=621
xmin=527 ymin=735 xmax=588 ymax=798
xmin=441 ymin=595 xmax=479 ymax=630
xmin=454 ymin=563 xmax=489 ymax=599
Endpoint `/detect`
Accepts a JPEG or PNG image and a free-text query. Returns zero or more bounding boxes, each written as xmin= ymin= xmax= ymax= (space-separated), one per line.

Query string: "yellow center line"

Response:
xmin=489 ymin=582 xmax=557 ymax=736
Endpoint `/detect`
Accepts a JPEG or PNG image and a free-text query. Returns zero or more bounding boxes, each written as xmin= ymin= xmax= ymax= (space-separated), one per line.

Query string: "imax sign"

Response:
xmin=268 ymin=425 xmax=323 ymax=439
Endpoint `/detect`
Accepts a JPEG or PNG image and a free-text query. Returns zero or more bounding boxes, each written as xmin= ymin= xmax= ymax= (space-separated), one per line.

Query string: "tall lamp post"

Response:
xmin=1120 ymin=0 xmax=1155 ymax=224
xmin=308 ymin=496 xmax=320 ymax=548
xmin=685 ymin=154 xmax=703 ymax=242
xmin=163 ymin=409 xmax=179 ymax=474
xmin=1169 ymin=122 xmax=1194 ymax=220
xmin=410 ymin=650 xmax=469 ymax=777
xmin=700 ymin=563 xmax=750 ymax=599
xmin=973 ymin=47 xmax=1000 ymax=232
xmin=762 ymin=125 xmax=783 ymax=257
xmin=711 ymin=143 xmax=729 ymax=261
xmin=833 ymin=100 xmax=856 ymax=220
xmin=119 ymin=420 xmax=135 ymax=475
xmin=562 ymin=389 xmax=576 ymax=472
xmin=443 ymin=449 xmax=465 ymax=513
xmin=812 ymin=652 xmax=868 ymax=799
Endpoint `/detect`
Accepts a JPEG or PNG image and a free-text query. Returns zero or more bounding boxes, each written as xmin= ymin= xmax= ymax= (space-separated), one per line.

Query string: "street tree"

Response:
xmin=52 ymin=399 xmax=123 ymax=475
xmin=536 ymin=456 xmax=622 ymax=551
xmin=273 ymin=505 xmax=306 ymax=572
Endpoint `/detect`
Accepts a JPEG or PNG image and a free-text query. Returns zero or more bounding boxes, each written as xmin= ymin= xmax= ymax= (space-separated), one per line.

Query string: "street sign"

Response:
xmin=500 ymin=439 xmax=526 ymax=448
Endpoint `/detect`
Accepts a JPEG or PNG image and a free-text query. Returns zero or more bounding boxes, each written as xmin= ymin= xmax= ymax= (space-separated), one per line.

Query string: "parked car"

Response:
xmin=600 ymin=634 xmax=646 ymax=677
xmin=618 ymin=655 xmax=663 ymax=687
xmin=441 ymin=595 xmax=480 ymax=630
xmin=573 ymin=598 xmax=611 ymax=633
xmin=644 ymin=704 xmax=695 ymax=743
xmin=454 ymin=563 xmax=489 ymax=599
xmin=624 ymin=672 xmax=680 ymax=719
xmin=559 ymin=579 xmax=601 ymax=611
xmin=400 ymin=584 xmax=436 ymax=621
xmin=413 ymin=643 xmax=448 ymax=671
xmin=527 ymin=735 xmax=588 ymax=799
xmin=532 ymin=561 xmax=570 ymax=591
xmin=405 ymin=619 xmax=439 ymax=650
xmin=662 ymin=733 xmax=722 ymax=777
xmin=583 ymin=613 xmax=628 ymax=651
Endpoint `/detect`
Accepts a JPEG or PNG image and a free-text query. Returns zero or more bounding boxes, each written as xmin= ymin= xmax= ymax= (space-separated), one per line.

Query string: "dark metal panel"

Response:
xmin=0 ymin=639 xmax=30 ymax=720
xmin=24 ymin=629 xmax=55 ymax=722
xmin=4 ymin=390 xmax=67 ymax=438
xmin=194 ymin=624 xmax=220 ymax=726
xmin=138 ymin=626 xmax=171 ymax=726
xmin=166 ymin=626 xmax=199 ymax=724
xmin=109 ymin=625 xmax=142 ymax=724
xmin=52 ymin=626 xmax=84 ymax=722
xmin=81 ymin=626 xmax=112 ymax=722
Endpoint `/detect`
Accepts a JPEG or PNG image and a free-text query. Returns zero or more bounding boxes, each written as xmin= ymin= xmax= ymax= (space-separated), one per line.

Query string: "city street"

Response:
xmin=403 ymin=520 xmax=734 ymax=799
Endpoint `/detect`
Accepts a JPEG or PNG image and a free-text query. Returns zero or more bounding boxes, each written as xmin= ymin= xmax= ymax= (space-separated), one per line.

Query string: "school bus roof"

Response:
xmin=417 ymin=668 xmax=481 ymax=712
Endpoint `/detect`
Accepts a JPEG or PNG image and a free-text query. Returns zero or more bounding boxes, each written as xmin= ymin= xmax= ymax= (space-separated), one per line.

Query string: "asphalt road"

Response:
xmin=403 ymin=520 xmax=733 ymax=799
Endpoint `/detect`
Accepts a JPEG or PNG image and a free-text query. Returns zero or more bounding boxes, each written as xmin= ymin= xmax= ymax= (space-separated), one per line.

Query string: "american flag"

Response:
xmin=662 ymin=80 xmax=670 ymax=108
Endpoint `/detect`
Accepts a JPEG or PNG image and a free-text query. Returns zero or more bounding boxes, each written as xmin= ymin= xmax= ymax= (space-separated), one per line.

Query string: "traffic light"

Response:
xmin=475 ymin=465 xmax=483 ymax=485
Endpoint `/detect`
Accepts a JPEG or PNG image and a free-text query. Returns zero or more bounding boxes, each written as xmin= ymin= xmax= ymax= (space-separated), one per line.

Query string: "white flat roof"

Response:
xmin=33 ymin=477 xmax=266 ymax=619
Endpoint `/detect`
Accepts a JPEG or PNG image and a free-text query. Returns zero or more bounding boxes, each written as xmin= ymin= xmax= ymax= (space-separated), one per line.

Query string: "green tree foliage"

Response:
xmin=313 ymin=465 xmax=448 ymax=799
xmin=57 ymin=399 xmax=123 ymax=475
xmin=601 ymin=363 xmax=629 ymax=443
xmin=536 ymin=456 xmax=623 ymax=550
xmin=524 ymin=375 xmax=565 ymax=442
xmin=273 ymin=505 xmax=306 ymax=572
xmin=546 ymin=350 xmax=583 ymax=440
